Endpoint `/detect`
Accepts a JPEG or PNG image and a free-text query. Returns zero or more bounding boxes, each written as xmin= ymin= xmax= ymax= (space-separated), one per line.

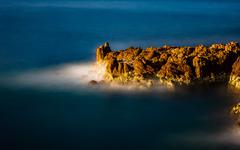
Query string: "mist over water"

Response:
xmin=0 ymin=0 xmax=240 ymax=149
xmin=1 ymin=61 xmax=240 ymax=149
xmin=4 ymin=62 xmax=104 ymax=89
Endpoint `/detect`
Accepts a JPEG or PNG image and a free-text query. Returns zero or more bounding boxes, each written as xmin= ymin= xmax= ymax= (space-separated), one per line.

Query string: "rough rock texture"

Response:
xmin=96 ymin=42 xmax=111 ymax=63
xmin=231 ymin=103 xmax=240 ymax=126
xmin=229 ymin=57 xmax=240 ymax=89
xmin=96 ymin=42 xmax=240 ymax=88
xmin=231 ymin=103 xmax=240 ymax=115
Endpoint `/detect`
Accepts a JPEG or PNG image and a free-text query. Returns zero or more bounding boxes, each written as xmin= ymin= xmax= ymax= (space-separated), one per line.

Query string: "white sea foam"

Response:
xmin=214 ymin=126 xmax=240 ymax=145
xmin=176 ymin=125 xmax=240 ymax=146
xmin=0 ymin=62 xmax=171 ymax=92
xmin=1 ymin=62 xmax=105 ymax=90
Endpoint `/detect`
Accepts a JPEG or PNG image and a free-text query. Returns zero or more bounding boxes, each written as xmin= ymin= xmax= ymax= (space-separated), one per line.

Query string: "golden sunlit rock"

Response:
xmin=231 ymin=103 xmax=240 ymax=115
xmin=95 ymin=42 xmax=240 ymax=88
xmin=229 ymin=57 xmax=240 ymax=89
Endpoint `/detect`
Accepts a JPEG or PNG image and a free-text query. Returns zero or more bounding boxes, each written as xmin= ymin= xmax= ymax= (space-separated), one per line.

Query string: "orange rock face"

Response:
xmin=229 ymin=57 xmax=240 ymax=89
xmin=96 ymin=42 xmax=111 ymax=63
xmin=96 ymin=42 xmax=240 ymax=87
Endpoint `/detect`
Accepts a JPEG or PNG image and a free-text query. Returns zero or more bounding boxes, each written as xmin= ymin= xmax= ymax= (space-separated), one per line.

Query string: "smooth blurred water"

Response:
xmin=0 ymin=0 xmax=240 ymax=149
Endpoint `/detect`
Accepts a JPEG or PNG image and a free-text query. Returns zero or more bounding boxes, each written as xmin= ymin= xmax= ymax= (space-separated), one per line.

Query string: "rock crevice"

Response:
xmin=95 ymin=42 xmax=240 ymax=88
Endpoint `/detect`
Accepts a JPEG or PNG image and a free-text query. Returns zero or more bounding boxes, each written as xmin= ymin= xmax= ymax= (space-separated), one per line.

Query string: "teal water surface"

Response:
xmin=0 ymin=0 xmax=240 ymax=149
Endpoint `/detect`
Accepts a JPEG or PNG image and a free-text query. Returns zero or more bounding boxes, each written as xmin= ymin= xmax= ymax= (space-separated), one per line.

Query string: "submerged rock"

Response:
xmin=88 ymin=80 xmax=98 ymax=86
xmin=95 ymin=42 xmax=240 ymax=88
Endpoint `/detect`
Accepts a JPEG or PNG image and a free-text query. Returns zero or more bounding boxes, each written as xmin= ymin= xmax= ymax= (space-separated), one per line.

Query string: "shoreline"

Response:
xmin=91 ymin=42 xmax=240 ymax=90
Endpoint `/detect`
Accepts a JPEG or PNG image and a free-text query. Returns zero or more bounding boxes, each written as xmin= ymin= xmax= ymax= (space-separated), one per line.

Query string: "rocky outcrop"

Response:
xmin=229 ymin=57 xmax=240 ymax=89
xmin=95 ymin=42 xmax=240 ymax=88
xmin=231 ymin=103 xmax=240 ymax=126
xmin=96 ymin=42 xmax=111 ymax=63
xmin=231 ymin=103 xmax=240 ymax=115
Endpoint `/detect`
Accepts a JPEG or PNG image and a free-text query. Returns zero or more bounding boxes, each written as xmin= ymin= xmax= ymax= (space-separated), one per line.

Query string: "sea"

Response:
xmin=0 ymin=0 xmax=240 ymax=149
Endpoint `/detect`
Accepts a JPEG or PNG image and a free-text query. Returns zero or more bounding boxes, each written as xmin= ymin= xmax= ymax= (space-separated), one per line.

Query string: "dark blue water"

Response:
xmin=0 ymin=0 xmax=240 ymax=149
